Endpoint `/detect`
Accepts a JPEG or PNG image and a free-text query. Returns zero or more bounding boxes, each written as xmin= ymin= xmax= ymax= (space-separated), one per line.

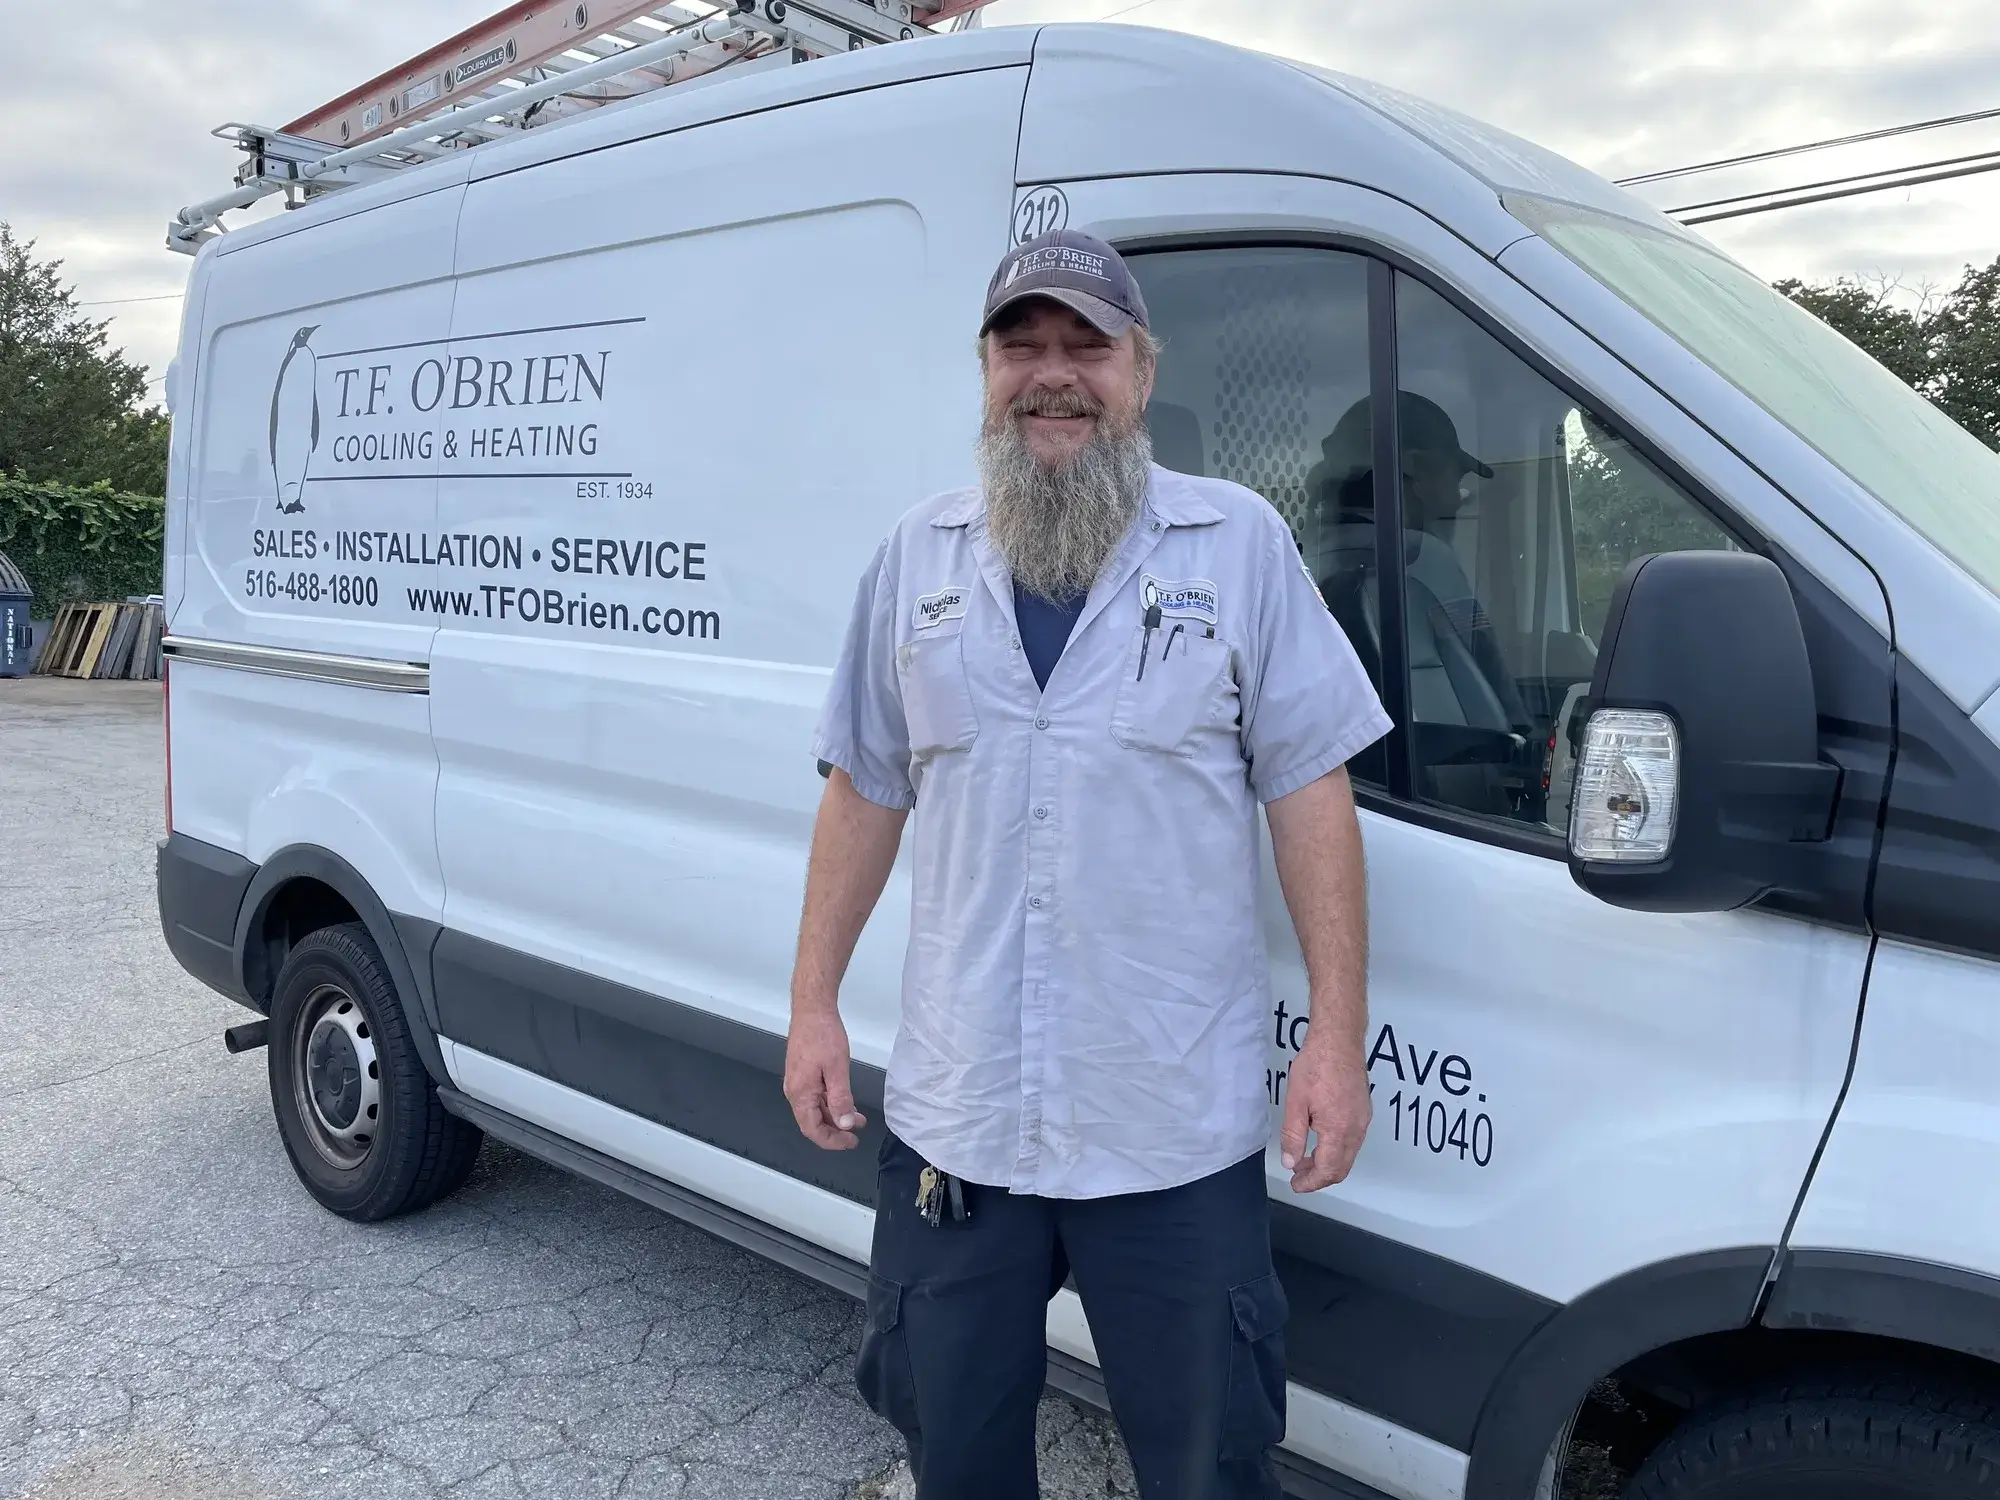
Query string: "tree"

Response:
xmin=1776 ymin=257 xmax=2000 ymax=453
xmin=0 ymin=223 xmax=169 ymax=494
xmin=1929 ymin=258 xmax=2000 ymax=451
xmin=1772 ymin=274 xmax=1933 ymax=392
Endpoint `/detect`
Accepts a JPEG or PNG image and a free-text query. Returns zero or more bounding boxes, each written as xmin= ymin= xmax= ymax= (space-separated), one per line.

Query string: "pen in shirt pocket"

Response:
xmin=1136 ymin=602 xmax=1163 ymax=681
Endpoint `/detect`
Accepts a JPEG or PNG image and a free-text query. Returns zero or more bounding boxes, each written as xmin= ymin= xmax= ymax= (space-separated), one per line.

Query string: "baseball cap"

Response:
xmin=980 ymin=230 xmax=1151 ymax=339
xmin=1322 ymin=392 xmax=1495 ymax=480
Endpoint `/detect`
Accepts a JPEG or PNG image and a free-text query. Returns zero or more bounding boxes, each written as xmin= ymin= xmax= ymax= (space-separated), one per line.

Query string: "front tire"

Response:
xmin=268 ymin=922 xmax=481 ymax=1220
xmin=1627 ymin=1376 xmax=2000 ymax=1500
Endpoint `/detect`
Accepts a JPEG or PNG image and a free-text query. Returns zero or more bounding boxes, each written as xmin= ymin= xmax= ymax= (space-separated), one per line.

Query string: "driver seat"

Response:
xmin=1321 ymin=554 xmax=1515 ymax=815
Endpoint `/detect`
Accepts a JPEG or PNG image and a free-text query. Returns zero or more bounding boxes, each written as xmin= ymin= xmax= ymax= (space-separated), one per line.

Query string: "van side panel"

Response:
xmin=171 ymin=187 xmax=458 ymax=925
xmin=428 ymin=69 xmax=1028 ymax=1104
xmin=1790 ymin=937 xmax=2000 ymax=1277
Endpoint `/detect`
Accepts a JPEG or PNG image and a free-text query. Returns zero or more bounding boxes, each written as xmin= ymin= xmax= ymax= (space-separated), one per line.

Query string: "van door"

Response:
xmin=426 ymin=63 xmax=1030 ymax=1205
xmin=1048 ymin=171 xmax=1884 ymax=1487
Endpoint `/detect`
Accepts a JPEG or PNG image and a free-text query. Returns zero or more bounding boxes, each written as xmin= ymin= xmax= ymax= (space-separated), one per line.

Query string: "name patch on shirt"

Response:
xmin=1141 ymin=574 xmax=1219 ymax=626
xmin=913 ymin=585 xmax=970 ymax=630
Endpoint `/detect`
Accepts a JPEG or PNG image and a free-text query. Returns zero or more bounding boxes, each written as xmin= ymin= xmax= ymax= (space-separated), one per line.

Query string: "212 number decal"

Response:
xmin=1013 ymin=186 xmax=1069 ymax=246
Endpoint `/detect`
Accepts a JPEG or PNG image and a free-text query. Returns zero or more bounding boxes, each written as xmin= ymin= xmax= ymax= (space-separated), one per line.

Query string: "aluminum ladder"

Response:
xmin=168 ymin=0 xmax=996 ymax=254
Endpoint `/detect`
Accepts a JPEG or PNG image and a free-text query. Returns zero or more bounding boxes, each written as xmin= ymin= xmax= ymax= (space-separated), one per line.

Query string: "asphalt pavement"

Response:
xmin=0 ymin=678 xmax=1135 ymax=1500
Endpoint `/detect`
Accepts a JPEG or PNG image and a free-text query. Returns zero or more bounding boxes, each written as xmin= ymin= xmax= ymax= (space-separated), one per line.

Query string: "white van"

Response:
xmin=156 ymin=20 xmax=2000 ymax=1500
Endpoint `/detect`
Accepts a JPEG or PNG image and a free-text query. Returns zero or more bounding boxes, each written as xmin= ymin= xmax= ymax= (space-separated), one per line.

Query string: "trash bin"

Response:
xmin=0 ymin=551 xmax=34 ymax=677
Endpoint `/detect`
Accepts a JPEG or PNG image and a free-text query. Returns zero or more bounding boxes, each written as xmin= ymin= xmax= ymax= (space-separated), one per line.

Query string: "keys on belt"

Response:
xmin=916 ymin=1164 xmax=971 ymax=1228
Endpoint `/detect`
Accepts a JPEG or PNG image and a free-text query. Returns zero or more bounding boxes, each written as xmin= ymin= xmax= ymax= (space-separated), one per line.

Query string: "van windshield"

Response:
xmin=1507 ymin=192 xmax=2000 ymax=599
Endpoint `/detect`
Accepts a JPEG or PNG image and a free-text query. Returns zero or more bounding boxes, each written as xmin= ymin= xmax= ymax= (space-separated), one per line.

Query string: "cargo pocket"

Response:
xmin=898 ymin=632 xmax=980 ymax=756
xmin=1220 ymin=1272 xmax=1289 ymax=1459
xmin=1110 ymin=628 xmax=1231 ymax=754
xmin=855 ymin=1272 xmax=921 ymax=1441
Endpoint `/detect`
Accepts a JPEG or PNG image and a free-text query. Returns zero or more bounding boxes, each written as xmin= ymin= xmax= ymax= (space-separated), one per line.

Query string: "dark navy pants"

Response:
xmin=857 ymin=1132 xmax=1287 ymax=1500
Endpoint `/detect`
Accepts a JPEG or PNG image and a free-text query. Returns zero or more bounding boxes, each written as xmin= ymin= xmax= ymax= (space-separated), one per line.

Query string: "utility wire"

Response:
xmin=76 ymin=293 xmax=184 ymax=307
xmin=1669 ymin=147 xmax=2000 ymax=215
xmin=1619 ymin=102 xmax=2000 ymax=187
xmin=1094 ymin=0 xmax=1165 ymax=20
xmin=1679 ymin=151 xmax=2000 ymax=225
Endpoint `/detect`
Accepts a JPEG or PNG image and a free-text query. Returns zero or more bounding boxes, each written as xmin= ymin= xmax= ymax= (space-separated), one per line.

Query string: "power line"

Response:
xmin=1679 ymin=152 xmax=2000 ymax=225
xmin=1618 ymin=102 xmax=2000 ymax=187
xmin=1094 ymin=0 xmax=1165 ymax=20
xmin=76 ymin=292 xmax=183 ymax=307
xmin=1670 ymin=146 xmax=2000 ymax=216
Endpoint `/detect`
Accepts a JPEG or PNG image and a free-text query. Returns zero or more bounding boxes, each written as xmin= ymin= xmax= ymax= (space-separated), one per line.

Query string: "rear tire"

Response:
xmin=267 ymin=922 xmax=481 ymax=1220
xmin=1626 ymin=1376 xmax=2000 ymax=1500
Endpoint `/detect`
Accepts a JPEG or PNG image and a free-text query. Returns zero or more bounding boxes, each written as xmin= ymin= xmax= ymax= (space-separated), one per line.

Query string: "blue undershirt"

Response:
xmin=1013 ymin=583 xmax=1087 ymax=692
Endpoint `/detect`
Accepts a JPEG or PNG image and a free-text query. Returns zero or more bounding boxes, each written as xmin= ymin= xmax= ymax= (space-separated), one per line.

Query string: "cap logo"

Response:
xmin=1007 ymin=245 xmax=1111 ymax=286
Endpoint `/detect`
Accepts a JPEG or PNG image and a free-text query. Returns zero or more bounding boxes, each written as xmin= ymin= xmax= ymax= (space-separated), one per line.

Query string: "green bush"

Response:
xmin=0 ymin=474 xmax=164 ymax=610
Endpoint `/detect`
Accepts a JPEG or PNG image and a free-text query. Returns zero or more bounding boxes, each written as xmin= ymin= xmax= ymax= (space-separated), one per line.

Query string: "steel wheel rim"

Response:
xmin=292 ymin=981 xmax=381 ymax=1170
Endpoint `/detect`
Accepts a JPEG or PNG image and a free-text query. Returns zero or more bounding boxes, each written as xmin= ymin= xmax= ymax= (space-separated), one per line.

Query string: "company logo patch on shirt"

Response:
xmin=913 ymin=585 xmax=970 ymax=630
xmin=1140 ymin=574 xmax=1219 ymax=626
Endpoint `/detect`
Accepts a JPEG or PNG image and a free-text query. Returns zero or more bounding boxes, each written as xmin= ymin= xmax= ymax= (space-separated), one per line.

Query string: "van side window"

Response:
xmin=1388 ymin=273 xmax=1737 ymax=834
xmin=1127 ymin=247 xmax=1384 ymax=783
xmin=1129 ymin=248 xmax=1738 ymax=841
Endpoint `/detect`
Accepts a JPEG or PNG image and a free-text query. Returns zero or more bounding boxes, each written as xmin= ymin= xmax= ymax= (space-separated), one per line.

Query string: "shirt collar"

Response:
xmin=931 ymin=489 xmax=985 ymax=528
xmin=1143 ymin=466 xmax=1226 ymax=528
xmin=931 ymin=466 xmax=1225 ymax=530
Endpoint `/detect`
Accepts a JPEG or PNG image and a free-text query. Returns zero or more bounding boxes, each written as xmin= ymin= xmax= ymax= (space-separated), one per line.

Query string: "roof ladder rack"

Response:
xmin=168 ymin=0 xmax=997 ymax=254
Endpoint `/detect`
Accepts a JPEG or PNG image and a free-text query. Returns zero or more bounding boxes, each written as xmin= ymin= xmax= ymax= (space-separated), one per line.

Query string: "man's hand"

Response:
xmin=1279 ymin=1025 xmax=1372 ymax=1193
xmin=786 ymin=769 xmax=906 ymax=1151
xmin=1266 ymin=767 xmax=1372 ymax=1193
xmin=785 ymin=1005 xmax=867 ymax=1150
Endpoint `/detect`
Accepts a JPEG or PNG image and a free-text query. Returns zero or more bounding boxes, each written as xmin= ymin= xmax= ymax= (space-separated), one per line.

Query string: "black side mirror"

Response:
xmin=1568 ymin=551 xmax=1841 ymax=913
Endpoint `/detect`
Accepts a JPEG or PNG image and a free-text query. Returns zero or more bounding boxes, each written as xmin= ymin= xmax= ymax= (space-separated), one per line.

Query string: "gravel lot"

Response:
xmin=0 ymin=679 xmax=1135 ymax=1500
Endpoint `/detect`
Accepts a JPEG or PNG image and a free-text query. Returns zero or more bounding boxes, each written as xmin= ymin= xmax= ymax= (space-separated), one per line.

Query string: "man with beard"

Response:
xmin=785 ymin=231 xmax=1390 ymax=1499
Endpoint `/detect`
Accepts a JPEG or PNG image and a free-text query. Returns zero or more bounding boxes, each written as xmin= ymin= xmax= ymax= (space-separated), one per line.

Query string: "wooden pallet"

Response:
xmin=30 ymin=605 xmax=74 ymax=674
xmin=32 ymin=601 xmax=165 ymax=679
xmin=35 ymin=603 xmax=112 ymax=677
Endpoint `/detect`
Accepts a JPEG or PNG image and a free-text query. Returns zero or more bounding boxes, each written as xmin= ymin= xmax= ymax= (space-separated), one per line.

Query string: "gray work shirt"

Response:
xmin=814 ymin=466 xmax=1390 ymax=1199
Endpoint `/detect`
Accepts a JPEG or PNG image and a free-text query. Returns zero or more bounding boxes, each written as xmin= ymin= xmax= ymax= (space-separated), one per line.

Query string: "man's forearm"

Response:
xmin=792 ymin=769 xmax=909 ymax=1016
xmin=1266 ymin=766 xmax=1369 ymax=1055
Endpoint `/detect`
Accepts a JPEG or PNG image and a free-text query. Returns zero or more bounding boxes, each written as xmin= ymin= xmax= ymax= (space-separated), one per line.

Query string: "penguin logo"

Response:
xmin=269 ymin=325 xmax=321 ymax=516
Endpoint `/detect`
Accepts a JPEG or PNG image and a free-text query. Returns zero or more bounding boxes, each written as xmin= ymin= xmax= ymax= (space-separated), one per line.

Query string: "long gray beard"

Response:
xmin=978 ymin=405 xmax=1153 ymax=602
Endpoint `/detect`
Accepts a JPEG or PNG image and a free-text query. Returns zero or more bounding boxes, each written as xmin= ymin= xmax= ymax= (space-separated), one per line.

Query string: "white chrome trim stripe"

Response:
xmin=442 ymin=1042 xmax=1470 ymax=1500
xmin=162 ymin=635 xmax=429 ymax=693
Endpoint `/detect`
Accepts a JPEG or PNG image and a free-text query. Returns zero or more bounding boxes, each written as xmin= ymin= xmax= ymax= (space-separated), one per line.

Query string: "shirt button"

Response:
xmin=1035 ymin=716 xmax=1049 ymax=730
xmin=1034 ymin=806 xmax=1048 ymax=819
xmin=1011 ymin=636 xmax=1022 ymax=651
xmin=1029 ymin=895 xmax=1044 ymax=909
xmin=1150 ymin=520 xmax=1162 ymax=531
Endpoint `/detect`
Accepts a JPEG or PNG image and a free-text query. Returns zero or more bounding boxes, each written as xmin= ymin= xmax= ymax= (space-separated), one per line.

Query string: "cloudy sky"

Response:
xmin=7 ymin=0 xmax=1998 ymax=398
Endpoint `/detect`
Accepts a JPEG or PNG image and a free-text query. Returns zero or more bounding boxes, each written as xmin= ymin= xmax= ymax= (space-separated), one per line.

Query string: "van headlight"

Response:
xmin=1568 ymin=709 xmax=1679 ymax=863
